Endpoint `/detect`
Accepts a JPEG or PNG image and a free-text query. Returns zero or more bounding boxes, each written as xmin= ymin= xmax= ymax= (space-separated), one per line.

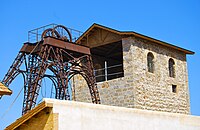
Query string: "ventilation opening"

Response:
xmin=91 ymin=41 xmax=124 ymax=82
xmin=172 ymin=85 xmax=177 ymax=93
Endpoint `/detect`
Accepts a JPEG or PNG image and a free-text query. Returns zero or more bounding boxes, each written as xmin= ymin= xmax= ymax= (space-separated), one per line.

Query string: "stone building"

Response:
xmin=4 ymin=24 xmax=198 ymax=129
xmin=73 ymin=23 xmax=194 ymax=114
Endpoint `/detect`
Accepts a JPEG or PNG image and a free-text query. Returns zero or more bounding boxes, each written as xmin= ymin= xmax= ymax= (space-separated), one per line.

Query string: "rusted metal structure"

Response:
xmin=1 ymin=24 xmax=100 ymax=115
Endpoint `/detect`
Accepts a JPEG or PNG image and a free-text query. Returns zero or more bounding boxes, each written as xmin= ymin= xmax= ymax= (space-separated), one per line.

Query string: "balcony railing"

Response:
xmin=28 ymin=23 xmax=83 ymax=43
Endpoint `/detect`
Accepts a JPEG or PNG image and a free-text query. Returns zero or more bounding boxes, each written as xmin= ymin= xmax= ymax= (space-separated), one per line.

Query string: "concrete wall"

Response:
xmin=46 ymin=99 xmax=200 ymax=130
xmin=73 ymin=36 xmax=190 ymax=114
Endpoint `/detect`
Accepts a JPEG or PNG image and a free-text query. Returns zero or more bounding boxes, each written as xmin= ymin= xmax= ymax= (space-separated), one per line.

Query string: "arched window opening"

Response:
xmin=147 ymin=52 xmax=154 ymax=73
xmin=169 ymin=58 xmax=175 ymax=78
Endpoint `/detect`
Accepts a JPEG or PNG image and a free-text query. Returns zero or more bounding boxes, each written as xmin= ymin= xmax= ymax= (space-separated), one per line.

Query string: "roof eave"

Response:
xmin=120 ymin=32 xmax=194 ymax=55
xmin=76 ymin=23 xmax=121 ymax=44
xmin=76 ymin=23 xmax=194 ymax=55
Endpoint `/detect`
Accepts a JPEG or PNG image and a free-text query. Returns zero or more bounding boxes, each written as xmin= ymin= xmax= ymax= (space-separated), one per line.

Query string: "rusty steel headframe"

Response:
xmin=2 ymin=25 xmax=100 ymax=115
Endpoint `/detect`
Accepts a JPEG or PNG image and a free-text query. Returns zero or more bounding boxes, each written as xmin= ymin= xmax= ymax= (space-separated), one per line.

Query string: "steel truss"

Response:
xmin=2 ymin=25 xmax=100 ymax=115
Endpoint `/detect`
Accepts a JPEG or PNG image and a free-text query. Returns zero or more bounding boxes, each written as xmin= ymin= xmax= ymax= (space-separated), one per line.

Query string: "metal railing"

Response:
xmin=28 ymin=23 xmax=83 ymax=43
xmin=94 ymin=63 xmax=124 ymax=82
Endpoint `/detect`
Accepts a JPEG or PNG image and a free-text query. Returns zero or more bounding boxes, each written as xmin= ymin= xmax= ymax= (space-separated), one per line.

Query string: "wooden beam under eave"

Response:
xmin=83 ymin=30 xmax=122 ymax=48
xmin=89 ymin=38 xmax=122 ymax=48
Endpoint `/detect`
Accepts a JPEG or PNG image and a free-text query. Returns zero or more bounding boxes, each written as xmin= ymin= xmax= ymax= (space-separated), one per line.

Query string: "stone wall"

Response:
xmin=123 ymin=37 xmax=190 ymax=114
xmin=73 ymin=74 xmax=135 ymax=108
xmin=72 ymin=74 xmax=92 ymax=103
xmin=73 ymin=36 xmax=190 ymax=114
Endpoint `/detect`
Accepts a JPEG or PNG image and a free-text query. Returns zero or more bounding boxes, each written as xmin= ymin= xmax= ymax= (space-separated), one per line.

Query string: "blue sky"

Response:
xmin=0 ymin=0 xmax=200 ymax=128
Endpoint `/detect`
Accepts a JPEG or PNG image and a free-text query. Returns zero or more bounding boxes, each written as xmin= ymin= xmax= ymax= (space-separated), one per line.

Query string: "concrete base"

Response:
xmin=6 ymin=98 xmax=200 ymax=130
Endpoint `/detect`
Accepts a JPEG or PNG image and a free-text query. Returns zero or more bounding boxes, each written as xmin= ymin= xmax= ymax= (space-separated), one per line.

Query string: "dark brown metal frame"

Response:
xmin=2 ymin=25 xmax=100 ymax=115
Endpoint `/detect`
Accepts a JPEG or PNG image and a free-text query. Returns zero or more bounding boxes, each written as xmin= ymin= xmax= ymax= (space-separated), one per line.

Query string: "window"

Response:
xmin=147 ymin=52 xmax=154 ymax=73
xmin=169 ymin=58 xmax=175 ymax=77
xmin=92 ymin=41 xmax=124 ymax=82
xmin=172 ymin=85 xmax=177 ymax=93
